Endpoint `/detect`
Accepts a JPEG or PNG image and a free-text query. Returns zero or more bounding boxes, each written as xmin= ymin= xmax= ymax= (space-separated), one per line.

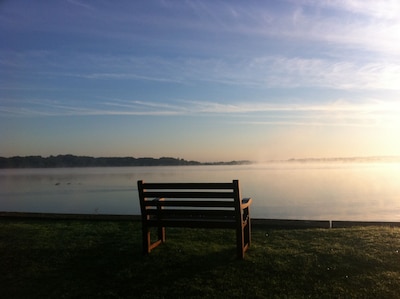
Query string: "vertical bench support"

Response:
xmin=138 ymin=180 xmax=166 ymax=254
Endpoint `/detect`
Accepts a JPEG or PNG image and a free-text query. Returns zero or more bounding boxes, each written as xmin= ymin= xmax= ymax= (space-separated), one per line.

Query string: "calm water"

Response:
xmin=1 ymin=163 xmax=400 ymax=221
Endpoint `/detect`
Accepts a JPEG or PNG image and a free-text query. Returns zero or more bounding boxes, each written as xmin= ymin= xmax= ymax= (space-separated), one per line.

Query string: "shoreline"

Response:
xmin=2 ymin=211 xmax=400 ymax=228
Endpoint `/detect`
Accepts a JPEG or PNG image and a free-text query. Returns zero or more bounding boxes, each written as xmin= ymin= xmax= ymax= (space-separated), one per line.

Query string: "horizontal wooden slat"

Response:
xmin=146 ymin=218 xmax=237 ymax=229
xmin=145 ymin=209 xmax=236 ymax=217
xmin=144 ymin=200 xmax=235 ymax=207
xmin=141 ymin=182 xmax=234 ymax=190
xmin=142 ymin=191 xmax=235 ymax=199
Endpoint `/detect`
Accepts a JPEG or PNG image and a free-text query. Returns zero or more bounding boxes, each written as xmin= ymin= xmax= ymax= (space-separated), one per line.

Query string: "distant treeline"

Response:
xmin=0 ymin=155 xmax=251 ymax=168
xmin=286 ymin=156 xmax=400 ymax=163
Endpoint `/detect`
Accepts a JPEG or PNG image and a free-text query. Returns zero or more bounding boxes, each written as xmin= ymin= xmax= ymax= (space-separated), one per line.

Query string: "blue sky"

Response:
xmin=1 ymin=0 xmax=400 ymax=162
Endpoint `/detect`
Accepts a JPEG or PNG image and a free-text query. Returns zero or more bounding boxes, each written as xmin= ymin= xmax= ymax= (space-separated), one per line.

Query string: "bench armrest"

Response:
xmin=241 ymin=197 xmax=252 ymax=209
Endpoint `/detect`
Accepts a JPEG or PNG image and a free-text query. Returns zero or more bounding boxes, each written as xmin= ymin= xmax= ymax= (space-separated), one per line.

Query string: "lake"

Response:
xmin=1 ymin=163 xmax=400 ymax=221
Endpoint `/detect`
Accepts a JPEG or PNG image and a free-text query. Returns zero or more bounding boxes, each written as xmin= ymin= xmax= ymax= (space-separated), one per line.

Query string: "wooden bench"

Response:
xmin=137 ymin=180 xmax=252 ymax=259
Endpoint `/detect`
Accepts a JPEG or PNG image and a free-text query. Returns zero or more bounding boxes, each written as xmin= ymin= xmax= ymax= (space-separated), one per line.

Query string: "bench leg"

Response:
xmin=236 ymin=223 xmax=245 ymax=259
xmin=237 ymin=225 xmax=251 ymax=259
xmin=158 ymin=226 xmax=166 ymax=243
xmin=237 ymin=208 xmax=251 ymax=259
xmin=236 ymin=231 xmax=244 ymax=259
xmin=142 ymin=225 xmax=151 ymax=255
xmin=244 ymin=207 xmax=251 ymax=247
xmin=142 ymin=224 xmax=166 ymax=255
xmin=245 ymin=219 xmax=251 ymax=247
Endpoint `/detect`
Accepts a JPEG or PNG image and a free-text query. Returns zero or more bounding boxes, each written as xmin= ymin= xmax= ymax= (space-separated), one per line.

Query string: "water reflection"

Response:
xmin=1 ymin=163 xmax=400 ymax=221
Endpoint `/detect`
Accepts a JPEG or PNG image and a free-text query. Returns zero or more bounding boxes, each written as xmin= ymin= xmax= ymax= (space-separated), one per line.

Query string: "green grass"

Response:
xmin=1 ymin=219 xmax=400 ymax=298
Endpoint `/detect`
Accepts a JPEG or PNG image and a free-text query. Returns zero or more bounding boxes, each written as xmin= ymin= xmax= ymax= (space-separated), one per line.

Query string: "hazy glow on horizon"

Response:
xmin=1 ymin=0 xmax=400 ymax=162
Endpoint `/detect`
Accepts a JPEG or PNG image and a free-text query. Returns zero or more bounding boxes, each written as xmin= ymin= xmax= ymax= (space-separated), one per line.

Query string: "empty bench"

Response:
xmin=137 ymin=180 xmax=252 ymax=259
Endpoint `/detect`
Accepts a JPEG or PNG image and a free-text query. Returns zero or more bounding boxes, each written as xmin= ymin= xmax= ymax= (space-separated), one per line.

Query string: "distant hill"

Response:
xmin=0 ymin=155 xmax=252 ymax=168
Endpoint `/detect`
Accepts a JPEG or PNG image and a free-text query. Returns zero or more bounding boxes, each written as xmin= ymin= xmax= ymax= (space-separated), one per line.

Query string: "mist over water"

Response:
xmin=1 ymin=162 xmax=400 ymax=221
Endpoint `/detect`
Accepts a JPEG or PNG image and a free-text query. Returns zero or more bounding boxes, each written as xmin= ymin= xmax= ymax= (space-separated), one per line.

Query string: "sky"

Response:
xmin=1 ymin=0 xmax=400 ymax=162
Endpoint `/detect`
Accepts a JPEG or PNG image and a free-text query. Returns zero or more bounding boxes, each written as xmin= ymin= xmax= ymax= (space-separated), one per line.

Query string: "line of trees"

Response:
xmin=0 ymin=155 xmax=251 ymax=168
xmin=0 ymin=155 xmax=201 ymax=168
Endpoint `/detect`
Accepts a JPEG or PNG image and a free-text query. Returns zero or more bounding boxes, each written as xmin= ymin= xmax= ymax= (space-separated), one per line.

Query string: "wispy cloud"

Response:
xmin=309 ymin=0 xmax=400 ymax=20
xmin=181 ymin=98 xmax=400 ymax=129
xmin=220 ymin=100 xmax=400 ymax=129
xmin=0 ymin=98 xmax=187 ymax=117
xmin=66 ymin=0 xmax=94 ymax=11
xmin=3 ymin=96 xmax=399 ymax=131
xmin=184 ymin=0 xmax=400 ymax=58
xmin=2 ymin=0 xmax=400 ymax=92
xmin=252 ymin=57 xmax=400 ymax=90
xmin=81 ymin=72 xmax=183 ymax=84
xmin=103 ymin=99 xmax=189 ymax=115
xmin=4 ymin=49 xmax=398 ymax=91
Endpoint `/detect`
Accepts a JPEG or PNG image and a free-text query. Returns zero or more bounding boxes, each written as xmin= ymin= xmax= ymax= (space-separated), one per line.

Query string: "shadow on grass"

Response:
xmin=2 ymin=219 xmax=400 ymax=298
xmin=1 ymin=221 xmax=243 ymax=298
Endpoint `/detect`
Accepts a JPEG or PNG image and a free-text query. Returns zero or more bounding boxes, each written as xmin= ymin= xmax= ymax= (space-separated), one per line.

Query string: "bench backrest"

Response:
xmin=137 ymin=180 xmax=243 ymax=222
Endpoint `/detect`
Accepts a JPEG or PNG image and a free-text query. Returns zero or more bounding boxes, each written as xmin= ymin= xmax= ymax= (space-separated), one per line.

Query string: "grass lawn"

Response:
xmin=1 ymin=218 xmax=400 ymax=298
